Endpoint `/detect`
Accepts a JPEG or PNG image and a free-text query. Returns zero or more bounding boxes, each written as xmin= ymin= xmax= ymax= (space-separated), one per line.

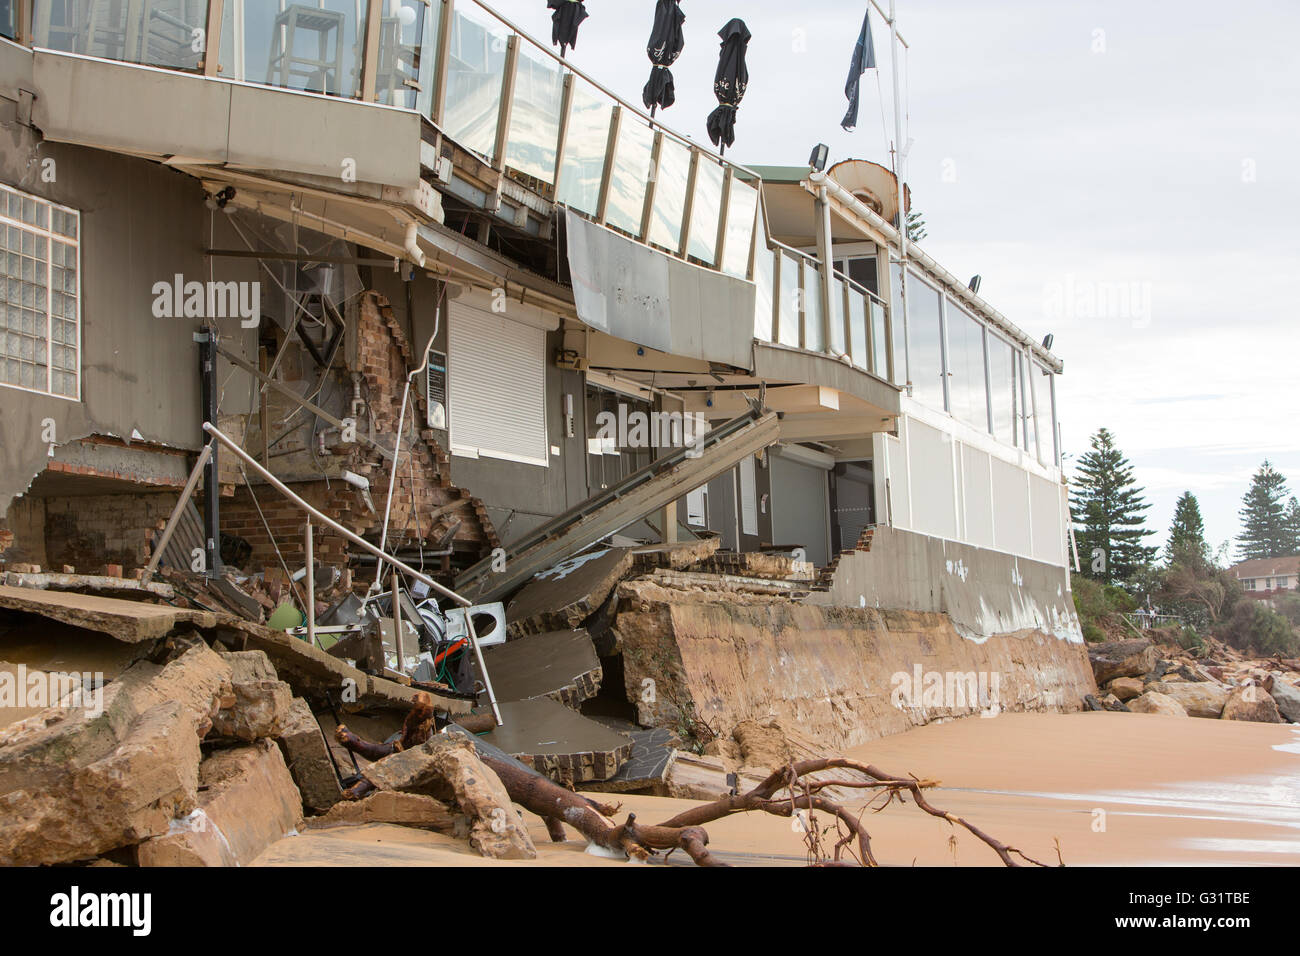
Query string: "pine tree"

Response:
xmin=1069 ymin=428 xmax=1157 ymax=585
xmin=1166 ymin=490 xmax=1209 ymax=567
xmin=1286 ymin=497 xmax=1300 ymax=556
xmin=1237 ymin=462 xmax=1293 ymax=560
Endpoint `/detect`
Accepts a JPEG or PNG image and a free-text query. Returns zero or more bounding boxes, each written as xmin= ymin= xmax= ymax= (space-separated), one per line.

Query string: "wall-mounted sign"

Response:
xmin=426 ymin=350 xmax=447 ymax=430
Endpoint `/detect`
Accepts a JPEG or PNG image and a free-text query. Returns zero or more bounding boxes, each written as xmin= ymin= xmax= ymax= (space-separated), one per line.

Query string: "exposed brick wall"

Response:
xmin=220 ymin=291 xmax=499 ymax=575
xmin=40 ymin=492 xmax=179 ymax=573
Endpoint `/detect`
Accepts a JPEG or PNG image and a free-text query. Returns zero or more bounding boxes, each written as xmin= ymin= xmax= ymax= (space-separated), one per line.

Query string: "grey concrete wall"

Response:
xmin=807 ymin=525 xmax=1083 ymax=644
xmin=0 ymin=123 xmax=258 ymax=511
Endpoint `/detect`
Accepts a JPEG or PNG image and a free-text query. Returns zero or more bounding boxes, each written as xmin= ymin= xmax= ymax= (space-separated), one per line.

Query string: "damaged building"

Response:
xmin=0 ymin=1 xmax=1097 ymax=864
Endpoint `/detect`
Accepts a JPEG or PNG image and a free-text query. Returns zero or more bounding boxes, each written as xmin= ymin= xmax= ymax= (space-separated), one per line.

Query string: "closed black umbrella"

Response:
xmin=642 ymin=0 xmax=686 ymax=118
xmin=706 ymin=18 xmax=751 ymax=156
xmin=547 ymin=0 xmax=589 ymax=58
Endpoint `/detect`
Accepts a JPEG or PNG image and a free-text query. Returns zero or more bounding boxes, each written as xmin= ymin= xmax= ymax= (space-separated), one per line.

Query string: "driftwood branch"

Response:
xmin=332 ymin=721 xmax=1054 ymax=868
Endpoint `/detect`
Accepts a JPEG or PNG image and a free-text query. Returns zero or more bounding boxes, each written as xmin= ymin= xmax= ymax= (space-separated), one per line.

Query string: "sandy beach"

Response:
xmin=254 ymin=711 xmax=1300 ymax=867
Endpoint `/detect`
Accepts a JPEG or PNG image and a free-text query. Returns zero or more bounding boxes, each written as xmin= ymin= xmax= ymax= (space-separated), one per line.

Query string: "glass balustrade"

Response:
xmin=36 ymin=0 xmax=209 ymax=71
xmin=847 ymin=286 xmax=867 ymax=370
xmin=686 ymin=157 xmax=724 ymax=265
xmin=604 ymin=114 xmax=654 ymax=238
xmin=504 ymin=41 xmax=564 ymax=184
xmin=828 ymin=275 xmax=846 ymax=357
xmin=555 ymin=79 xmax=611 ymax=216
xmin=647 ymin=137 xmax=690 ymax=252
xmin=444 ymin=1 xmax=508 ymax=159
xmin=753 ymin=244 xmax=775 ymax=341
xmin=802 ymin=258 xmax=824 ymax=353
xmin=376 ymin=0 xmax=432 ymax=111
xmin=722 ymin=177 xmax=758 ymax=279
xmin=776 ymin=251 xmax=800 ymax=347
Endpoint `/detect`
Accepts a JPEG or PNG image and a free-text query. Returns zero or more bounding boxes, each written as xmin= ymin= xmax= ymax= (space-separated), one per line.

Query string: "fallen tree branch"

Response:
xmin=332 ymin=722 xmax=1053 ymax=867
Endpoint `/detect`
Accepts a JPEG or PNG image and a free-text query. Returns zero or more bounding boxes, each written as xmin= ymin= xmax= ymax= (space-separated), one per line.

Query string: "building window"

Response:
xmin=1 ymin=1 xmax=15 ymax=41
xmin=0 ymin=184 xmax=81 ymax=400
xmin=1244 ymin=579 xmax=1255 ymax=590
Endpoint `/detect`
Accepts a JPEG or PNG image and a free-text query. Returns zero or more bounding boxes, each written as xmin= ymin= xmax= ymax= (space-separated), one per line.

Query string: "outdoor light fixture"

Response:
xmin=205 ymin=186 xmax=237 ymax=213
xmin=1042 ymin=334 xmax=1054 ymax=351
xmin=809 ymin=143 xmax=830 ymax=172
xmin=968 ymin=275 xmax=982 ymax=294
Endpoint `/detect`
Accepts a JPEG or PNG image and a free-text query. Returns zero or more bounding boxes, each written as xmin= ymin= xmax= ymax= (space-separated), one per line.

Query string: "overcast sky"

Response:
xmin=486 ymin=0 xmax=1300 ymax=556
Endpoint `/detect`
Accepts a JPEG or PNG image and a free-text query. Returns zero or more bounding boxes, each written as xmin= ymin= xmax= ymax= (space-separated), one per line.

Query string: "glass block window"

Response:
xmin=0 ymin=183 xmax=80 ymax=399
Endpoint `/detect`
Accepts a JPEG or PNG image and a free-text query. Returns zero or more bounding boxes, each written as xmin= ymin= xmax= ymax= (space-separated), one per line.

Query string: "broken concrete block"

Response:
xmin=0 ymin=699 xmax=203 ymax=866
xmin=306 ymin=791 xmax=458 ymax=831
xmin=630 ymin=536 xmax=721 ymax=571
xmin=583 ymin=728 xmax=679 ymax=794
xmin=1220 ymin=685 xmax=1282 ymax=724
xmin=211 ymin=650 xmax=295 ymax=740
xmin=276 ymin=698 xmax=344 ymax=813
xmin=360 ymin=735 xmax=536 ymax=860
xmin=137 ymin=740 xmax=303 ymax=867
xmin=477 ymin=629 xmax=602 ymax=709
xmin=506 ymin=548 xmax=634 ymax=639
xmin=480 ymin=697 xmax=632 ymax=784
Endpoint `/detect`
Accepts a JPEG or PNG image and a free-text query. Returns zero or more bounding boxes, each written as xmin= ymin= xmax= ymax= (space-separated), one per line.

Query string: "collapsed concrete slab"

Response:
xmin=481 ymin=697 xmax=633 ymax=784
xmin=630 ymin=537 xmax=722 ymax=571
xmin=476 ymin=629 xmax=601 ymax=708
xmin=217 ymin=620 xmax=472 ymax=718
xmin=582 ymin=727 xmax=678 ymax=794
xmin=613 ymin=579 xmax=1096 ymax=753
xmin=0 ymin=584 xmax=218 ymax=644
xmin=277 ymin=698 xmax=345 ymax=813
xmin=137 ymin=740 xmax=304 ymax=866
xmin=506 ymin=548 xmax=634 ymax=639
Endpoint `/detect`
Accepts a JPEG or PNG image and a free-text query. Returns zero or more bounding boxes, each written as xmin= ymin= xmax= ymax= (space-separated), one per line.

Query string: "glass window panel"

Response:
xmin=222 ymin=0 xmax=367 ymax=96
xmin=1028 ymin=358 xmax=1045 ymax=463
xmin=647 ymin=137 xmax=690 ymax=251
xmin=828 ymin=276 xmax=846 ymax=357
xmin=686 ymin=158 xmax=724 ymax=265
xmin=504 ymin=44 xmax=564 ymax=183
xmin=988 ymin=334 xmax=1017 ymax=447
xmin=802 ymin=259 xmax=824 ymax=353
xmin=376 ymin=0 xmax=431 ymax=110
xmin=776 ymin=251 xmax=799 ymax=347
xmin=946 ymin=301 xmax=989 ymax=432
xmin=40 ymin=0 xmax=206 ymax=71
xmin=906 ymin=270 xmax=944 ymax=410
xmin=555 ymin=81 xmax=612 ymax=215
xmin=721 ymin=178 xmax=758 ymax=279
xmin=847 ymin=289 xmax=867 ymax=371
xmin=442 ymin=3 xmax=509 ymax=157
xmin=752 ymin=244 xmax=775 ymax=342
xmin=871 ymin=299 xmax=889 ymax=380
xmin=889 ymin=262 xmax=905 ymax=386
xmin=0 ymin=184 xmax=79 ymax=399
xmin=1 ymin=1 xmax=14 ymax=41
xmin=604 ymin=115 xmax=654 ymax=237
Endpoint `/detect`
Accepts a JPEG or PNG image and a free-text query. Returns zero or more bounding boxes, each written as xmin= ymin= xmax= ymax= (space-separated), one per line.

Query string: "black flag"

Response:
xmin=841 ymin=8 xmax=877 ymax=132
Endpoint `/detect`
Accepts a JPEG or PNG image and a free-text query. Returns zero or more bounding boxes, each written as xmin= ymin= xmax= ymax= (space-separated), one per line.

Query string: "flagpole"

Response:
xmin=889 ymin=0 xmax=913 ymax=397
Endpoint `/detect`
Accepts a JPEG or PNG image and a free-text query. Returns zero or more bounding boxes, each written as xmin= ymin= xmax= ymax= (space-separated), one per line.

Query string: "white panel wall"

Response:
xmin=1030 ymin=474 xmax=1067 ymax=567
xmin=905 ymin=419 xmax=957 ymax=540
xmin=961 ymin=445 xmax=995 ymax=549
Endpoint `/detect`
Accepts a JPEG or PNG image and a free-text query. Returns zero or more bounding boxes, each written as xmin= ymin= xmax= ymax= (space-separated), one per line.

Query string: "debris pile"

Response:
xmin=0 ymin=550 xmax=1053 ymax=866
xmin=1085 ymin=636 xmax=1300 ymax=723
